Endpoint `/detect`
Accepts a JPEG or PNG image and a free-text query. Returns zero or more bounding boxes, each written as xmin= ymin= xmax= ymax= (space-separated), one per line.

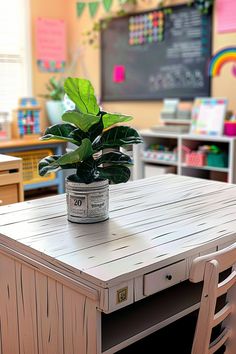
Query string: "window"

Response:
xmin=0 ymin=0 xmax=32 ymax=114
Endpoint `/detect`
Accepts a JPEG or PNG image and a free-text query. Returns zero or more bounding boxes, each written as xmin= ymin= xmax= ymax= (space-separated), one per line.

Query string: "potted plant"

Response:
xmin=42 ymin=77 xmax=67 ymax=125
xmin=38 ymin=77 xmax=142 ymax=223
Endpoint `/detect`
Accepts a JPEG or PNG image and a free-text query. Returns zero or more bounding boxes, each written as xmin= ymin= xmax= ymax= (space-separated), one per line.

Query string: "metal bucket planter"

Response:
xmin=66 ymin=178 xmax=109 ymax=223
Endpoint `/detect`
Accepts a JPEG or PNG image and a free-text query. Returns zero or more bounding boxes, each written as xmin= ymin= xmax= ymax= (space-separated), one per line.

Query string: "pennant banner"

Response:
xmin=88 ymin=2 xmax=100 ymax=17
xmin=77 ymin=2 xmax=86 ymax=17
xmin=76 ymin=1 xmax=113 ymax=18
xmin=103 ymin=0 xmax=113 ymax=12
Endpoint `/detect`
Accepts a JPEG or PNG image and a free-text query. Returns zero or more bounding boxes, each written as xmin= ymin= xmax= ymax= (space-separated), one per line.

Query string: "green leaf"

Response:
xmin=69 ymin=117 xmax=103 ymax=144
xmin=75 ymin=157 xmax=100 ymax=183
xmin=44 ymin=123 xmax=75 ymax=136
xmin=102 ymin=113 xmax=133 ymax=129
xmin=69 ymin=129 xmax=89 ymax=145
xmin=62 ymin=110 xmax=100 ymax=132
xmin=41 ymin=135 xmax=78 ymax=145
xmin=38 ymin=155 xmax=77 ymax=176
xmin=98 ymin=165 xmax=131 ymax=184
xmin=96 ymin=151 xmax=133 ymax=166
xmin=56 ymin=138 xmax=93 ymax=165
xmin=93 ymin=126 xmax=143 ymax=150
xmin=40 ymin=124 xmax=79 ymax=145
xmin=77 ymin=2 xmax=86 ymax=16
xmin=64 ymin=77 xmax=100 ymax=115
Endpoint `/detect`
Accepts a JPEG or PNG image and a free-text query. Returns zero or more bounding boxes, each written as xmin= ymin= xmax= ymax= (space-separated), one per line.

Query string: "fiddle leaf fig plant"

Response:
xmin=38 ymin=77 xmax=142 ymax=184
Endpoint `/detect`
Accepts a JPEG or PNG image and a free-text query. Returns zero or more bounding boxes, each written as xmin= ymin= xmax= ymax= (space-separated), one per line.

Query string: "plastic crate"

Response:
xmin=8 ymin=149 xmax=55 ymax=185
xmin=185 ymin=151 xmax=206 ymax=167
xmin=207 ymin=152 xmax=228 ymax=168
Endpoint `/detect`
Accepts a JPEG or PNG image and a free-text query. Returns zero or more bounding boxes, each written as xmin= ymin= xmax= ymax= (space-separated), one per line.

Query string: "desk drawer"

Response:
xmin=143 ymin=260 xmax=187 ymax=296
xmin=0 ymin=184 xmax=18 ymax=205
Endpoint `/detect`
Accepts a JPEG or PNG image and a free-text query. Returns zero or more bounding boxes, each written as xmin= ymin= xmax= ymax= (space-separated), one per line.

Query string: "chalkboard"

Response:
xmin=101 ymin=4 xmax=212 ymax=101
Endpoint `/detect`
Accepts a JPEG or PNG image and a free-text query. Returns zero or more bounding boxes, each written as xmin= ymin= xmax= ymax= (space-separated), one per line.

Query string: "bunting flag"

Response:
xmin=77 ymin=2 xmax=86 ymax=17
xmin=88 ymin=2 xmax=100 ymax=17
xmin=103 ymin=0 xmax=113 ymax=12
xmin=76 ymin=0 xmax=113 ymax=18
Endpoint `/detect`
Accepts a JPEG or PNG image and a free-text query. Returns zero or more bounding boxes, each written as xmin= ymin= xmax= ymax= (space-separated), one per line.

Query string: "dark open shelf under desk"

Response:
xmin=102 ymin=280 xmax=203 ymax=354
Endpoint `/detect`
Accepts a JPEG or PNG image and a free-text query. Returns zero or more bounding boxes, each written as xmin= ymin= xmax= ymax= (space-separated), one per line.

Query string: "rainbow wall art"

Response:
xmin=209 ymin=47 xmax=236 ymax=77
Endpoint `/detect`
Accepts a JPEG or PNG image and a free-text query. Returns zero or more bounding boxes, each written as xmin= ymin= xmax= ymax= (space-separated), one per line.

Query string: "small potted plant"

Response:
xmin=38 ymin=77 xmax=142 ymax=223
xmin=42 ymin=77 xmax=66 ymax=125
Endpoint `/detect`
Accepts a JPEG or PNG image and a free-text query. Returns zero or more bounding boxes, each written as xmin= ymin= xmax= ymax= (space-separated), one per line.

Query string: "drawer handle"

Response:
xmin=166 ymin=274 xmax=173 ymax=281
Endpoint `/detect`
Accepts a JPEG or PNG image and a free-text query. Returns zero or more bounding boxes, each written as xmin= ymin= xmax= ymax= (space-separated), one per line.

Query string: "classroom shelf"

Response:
xmin=161 ymin=119 xmax=191 ymax=125
xmin=181 ymin=164 xmax=229 ymax=173
xmin=142 ymin=158 xmax=178 ymax=166
xmin=133 ymin=130 xmax=236 ymax=184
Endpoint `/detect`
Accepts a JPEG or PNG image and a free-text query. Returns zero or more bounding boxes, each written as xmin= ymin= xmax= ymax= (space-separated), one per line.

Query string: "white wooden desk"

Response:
xmin=0 ymin=174 xmax=236 ymax=354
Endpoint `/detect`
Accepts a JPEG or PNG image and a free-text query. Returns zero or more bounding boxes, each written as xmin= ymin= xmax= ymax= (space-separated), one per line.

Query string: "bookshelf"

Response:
xmin=133 ymin=129 xmax=236 ymax=184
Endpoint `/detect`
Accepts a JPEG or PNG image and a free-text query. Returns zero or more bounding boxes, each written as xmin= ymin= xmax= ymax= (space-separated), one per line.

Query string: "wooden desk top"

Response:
xmin=0 ymin=154 xmax=21 ymax=163
xmin=0 ymin=138 xmax=66 ymax=149
xmin=0 ymin=174 xmax=236 ymax=291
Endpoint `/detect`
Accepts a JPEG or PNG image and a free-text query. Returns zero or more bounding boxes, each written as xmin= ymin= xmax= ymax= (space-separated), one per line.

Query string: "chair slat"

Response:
xmin=190 ymin=242 xmax=236 ymax=354
xmin=217 ymin=271 xmax=236 ymax=298
xmin=213 ymin=304 xmax=233 ymax=328
xmin=209 ymin=328 xmax=232 ymax=354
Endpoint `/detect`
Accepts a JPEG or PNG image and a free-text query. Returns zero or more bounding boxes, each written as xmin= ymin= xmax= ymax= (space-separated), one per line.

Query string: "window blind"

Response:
xmin=0 ymin=0 xmax=31 ymax=114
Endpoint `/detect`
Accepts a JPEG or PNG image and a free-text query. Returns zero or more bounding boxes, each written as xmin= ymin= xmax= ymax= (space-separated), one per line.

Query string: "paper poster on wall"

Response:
xmin=36 ymin=18 xmax=66 ymax=72
xmin=113 ymin=65 xmax=126 ymax=83
xmin=190 ymin=98 xmax=228 ymax=136
xmin=216 ymin=0 xmax=236 ymax=33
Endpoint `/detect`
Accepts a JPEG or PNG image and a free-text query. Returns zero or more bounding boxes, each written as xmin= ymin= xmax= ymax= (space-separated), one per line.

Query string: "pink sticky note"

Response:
xmin=216 ymin=0 xmax=236 ymax=33
xmin=36 ymin=18 xmax=66 ymax=62
xmin=113 ymin=65 xmax=126 ymax=83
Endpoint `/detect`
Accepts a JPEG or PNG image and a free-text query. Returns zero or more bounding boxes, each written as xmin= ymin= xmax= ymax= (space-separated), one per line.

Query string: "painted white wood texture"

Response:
xmin=189 ymin=242 xmax=236 ymax=354
xmin=0 ymin=253 xmax=99 ymax=354
xmin=1 ymin=174 xmax=236 ymax=292
xmin=143 ymin=259 xmax=186 ymax=296
xmin=1 ymin=175 xmax=236 ymax=353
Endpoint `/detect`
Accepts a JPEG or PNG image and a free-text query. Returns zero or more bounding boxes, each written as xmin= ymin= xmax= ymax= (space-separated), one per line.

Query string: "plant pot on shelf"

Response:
xmin=66 ymin=178 xmax=109 ymax=223
xmin=46 ymin=100 xmax=66 ymax=125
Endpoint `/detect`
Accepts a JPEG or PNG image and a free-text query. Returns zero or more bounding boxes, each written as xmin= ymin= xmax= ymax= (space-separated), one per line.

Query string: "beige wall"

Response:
xmin=31 ymin=0 xmax=236 ymax=130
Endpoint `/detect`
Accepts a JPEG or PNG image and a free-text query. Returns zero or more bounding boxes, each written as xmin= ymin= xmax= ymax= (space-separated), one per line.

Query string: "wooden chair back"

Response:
xmin=189 ymin=243 xmax=236 ymax=354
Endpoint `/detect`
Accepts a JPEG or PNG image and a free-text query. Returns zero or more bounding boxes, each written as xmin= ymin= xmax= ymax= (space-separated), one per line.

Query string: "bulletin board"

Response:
xmin=101 ymin=4 xmax=212 ymax=101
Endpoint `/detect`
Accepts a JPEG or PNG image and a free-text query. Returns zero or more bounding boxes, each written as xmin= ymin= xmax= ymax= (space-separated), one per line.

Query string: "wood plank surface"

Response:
xmin=0 ymin=254 xmax=19 ymax=354
xmin=35 ymin=273 xmax=64 ymax=354
xmin=1 ymin=175 xmax=236 ymax=287
xmin=15 ymin=263 xmax=38 ymax=354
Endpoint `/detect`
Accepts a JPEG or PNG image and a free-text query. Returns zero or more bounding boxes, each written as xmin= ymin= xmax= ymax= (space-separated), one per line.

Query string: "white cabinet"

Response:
xmin=133 ymin=129 xmax=236 ymax=184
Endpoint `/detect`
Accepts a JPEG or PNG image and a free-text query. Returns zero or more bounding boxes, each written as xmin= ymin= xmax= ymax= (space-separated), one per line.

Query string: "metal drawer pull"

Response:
xmin=166 ymin=274 xmax=173 ymax=281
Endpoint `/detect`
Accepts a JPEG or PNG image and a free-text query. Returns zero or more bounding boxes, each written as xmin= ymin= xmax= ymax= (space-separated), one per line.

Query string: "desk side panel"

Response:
xmin=0 ymin=252 xmax=99 ymax=354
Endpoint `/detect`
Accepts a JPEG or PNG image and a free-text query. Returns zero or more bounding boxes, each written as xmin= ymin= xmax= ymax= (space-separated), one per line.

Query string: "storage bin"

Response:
xmin=185 ymin=151 xmax=206 ymax=167
xmin=8 ymin=149 xmax=56 ymax=185
xmin=224 ymin=122 xmax=236 ymax=137
xmin=207 ymin=152 xmax=228 ymax=168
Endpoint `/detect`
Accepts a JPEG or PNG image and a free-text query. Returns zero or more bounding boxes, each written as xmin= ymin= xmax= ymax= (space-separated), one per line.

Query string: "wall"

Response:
xmin=30 ymin=0 xmax=68 ymax=130
xmin=33 ymin=0 xmax=236 ymax=130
